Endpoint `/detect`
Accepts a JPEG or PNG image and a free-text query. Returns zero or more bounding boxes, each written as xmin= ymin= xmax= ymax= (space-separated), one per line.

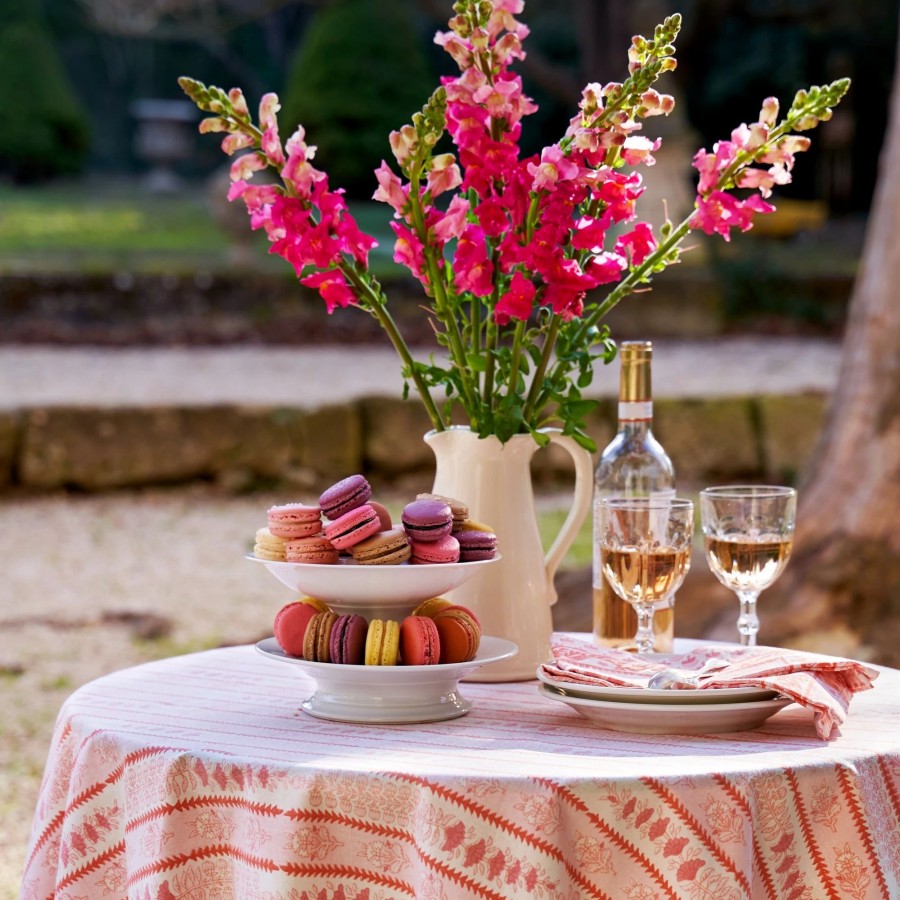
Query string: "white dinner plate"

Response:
xmin=536 ymin=668 xmax=779 ymax=705
xmin=247 ymin=554 xmax=500 ymax=619
xmin=539 ymin=684 xmax=793 ymax=734
xmin=256 ymin=635 xmax=518 ymax=724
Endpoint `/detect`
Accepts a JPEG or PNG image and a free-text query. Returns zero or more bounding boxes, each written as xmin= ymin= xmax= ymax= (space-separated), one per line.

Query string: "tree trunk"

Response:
xmin=759 ymin=32 xmax=900 ymax=665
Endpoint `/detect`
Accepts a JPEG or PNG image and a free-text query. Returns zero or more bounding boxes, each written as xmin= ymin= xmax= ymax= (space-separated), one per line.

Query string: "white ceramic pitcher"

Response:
xmin=425 ymin=426 xmax=594 ymax=681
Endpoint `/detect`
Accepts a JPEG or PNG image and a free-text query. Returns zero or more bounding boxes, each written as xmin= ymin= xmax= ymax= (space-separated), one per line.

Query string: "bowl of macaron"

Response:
xmin=247 ymin=474 xmax=501 ymax=620
xmin=256 ymin=596 xmax=517 ymax=723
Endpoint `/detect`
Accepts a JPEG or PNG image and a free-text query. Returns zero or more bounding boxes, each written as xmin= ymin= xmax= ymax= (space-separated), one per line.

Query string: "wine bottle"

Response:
xmin=592 ymin=341 xmax=676 ymax=650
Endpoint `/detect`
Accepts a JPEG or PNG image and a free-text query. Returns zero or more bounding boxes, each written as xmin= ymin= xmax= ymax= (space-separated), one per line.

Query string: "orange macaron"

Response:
xmin=432 ymin=605 xmax=481 ymax=663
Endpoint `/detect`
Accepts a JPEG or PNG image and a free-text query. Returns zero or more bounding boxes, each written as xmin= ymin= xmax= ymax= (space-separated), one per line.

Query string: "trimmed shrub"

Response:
xmin=0 ymin=0 xmax=89 ymax=182
xmin=281 ymin=0 xmax=433 ymax=198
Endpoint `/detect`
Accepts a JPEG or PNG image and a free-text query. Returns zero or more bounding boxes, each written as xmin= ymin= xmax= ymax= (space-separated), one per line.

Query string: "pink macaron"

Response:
xmin=273 ymin=600 xmax=320 ymax=657
xmin=267 ymin=503 xmax=322 ymax=539
xmin=285 ymin=535 xmax=339 ymax=564
xmin=410 ymin=533 xmax=460 ymax=565
xmin=318 ymin=475 xmax=373 ymax=520
xmin=399 ymin=615 xmax=440 ymax=665
xmin=402 ymin=499 xmax=453 ymax=543
xmin=323 ymin=503 xmax=382 ymax=550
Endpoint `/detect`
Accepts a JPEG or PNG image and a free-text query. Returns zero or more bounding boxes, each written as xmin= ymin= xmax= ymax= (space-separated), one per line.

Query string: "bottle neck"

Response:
xmin=618 ymin=398 xmax=652 ymax=433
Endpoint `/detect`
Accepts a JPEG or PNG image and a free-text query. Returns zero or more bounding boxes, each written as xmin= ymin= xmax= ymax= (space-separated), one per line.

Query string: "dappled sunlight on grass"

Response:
xmin=0 ymin=183 xmax=409 ymax=279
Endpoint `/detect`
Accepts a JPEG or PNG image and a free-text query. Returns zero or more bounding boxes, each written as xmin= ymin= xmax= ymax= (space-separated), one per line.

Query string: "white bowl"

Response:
xmin=247 ymin=553 xmax=500 ymax=619
xmin=256 ymin=635 xmax=518 ymax=723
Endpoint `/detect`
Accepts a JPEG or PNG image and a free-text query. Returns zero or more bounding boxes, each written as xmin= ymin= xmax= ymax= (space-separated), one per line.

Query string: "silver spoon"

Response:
xmin=647 ymin=657 xmax=729 ymax=690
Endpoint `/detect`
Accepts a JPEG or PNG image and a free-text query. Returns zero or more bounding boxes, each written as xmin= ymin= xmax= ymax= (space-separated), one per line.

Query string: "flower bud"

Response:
xmin=228 ymin=88 xmax=249 ymax=118
xmin=579 ymin=83 xmax=602 ymax=116
xmin=449 ymin=14 xmax=470 ymax=37
xmin=494 ymin=33 xmax=524 ymax=65
xmin=389 ymin=124 xmax=418 ymax=165
xmin=199 ymin=117 xmax=230 ymax=134
xmin=470 ymin=26 xmax=490 ymax=51
xmin=759 ymin=97 xmax=779 ymax=127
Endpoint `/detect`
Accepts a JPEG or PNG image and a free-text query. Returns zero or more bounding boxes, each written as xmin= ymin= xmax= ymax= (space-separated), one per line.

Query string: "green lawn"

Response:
xmin=0 ymin=181 xmax=403 ymax=278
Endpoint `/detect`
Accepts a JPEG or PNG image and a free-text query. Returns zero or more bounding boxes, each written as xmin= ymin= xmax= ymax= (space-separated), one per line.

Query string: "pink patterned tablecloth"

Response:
xmin=22 ymin=641 xmax=900 ymax=900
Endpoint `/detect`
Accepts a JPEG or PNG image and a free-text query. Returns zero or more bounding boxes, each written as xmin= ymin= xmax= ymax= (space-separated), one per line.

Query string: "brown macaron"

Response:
xmin=302 ymin=610 xmax=338 ymax=662
xmin=417 ymin=493 xmax=469 ymax=529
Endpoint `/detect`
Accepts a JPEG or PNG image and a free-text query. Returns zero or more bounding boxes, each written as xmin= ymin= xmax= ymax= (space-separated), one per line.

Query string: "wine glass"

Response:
xmin=598 ymin=497 xmax=694 ymax=655
xmin=699 ymin=485 xmax=796 ymax=646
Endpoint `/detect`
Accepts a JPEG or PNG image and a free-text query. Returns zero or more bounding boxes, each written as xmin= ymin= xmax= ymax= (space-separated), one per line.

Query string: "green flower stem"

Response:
xmin=521 ymin=315 xmax=561 ymax=426
xmin=340 ymin=262 xmax=446 ymax=431
xmin=407 ymin=175 xmax=479 ymax=416
xmin=481 ymin=246 xmax=502 ymax=412
xmin=506 ymin=318 xmax=527 ymax=399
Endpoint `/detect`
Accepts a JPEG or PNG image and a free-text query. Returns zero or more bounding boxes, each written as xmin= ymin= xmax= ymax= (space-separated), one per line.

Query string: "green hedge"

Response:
xmin=281 ymin=0 xmax=433 ymax=198
xmin=0 ymin=0 xmax=89 ymax=182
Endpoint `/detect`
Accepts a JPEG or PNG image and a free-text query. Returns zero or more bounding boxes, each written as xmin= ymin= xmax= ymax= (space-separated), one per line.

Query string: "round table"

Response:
xmin=22 ymin=642 xmax=900 ymax=899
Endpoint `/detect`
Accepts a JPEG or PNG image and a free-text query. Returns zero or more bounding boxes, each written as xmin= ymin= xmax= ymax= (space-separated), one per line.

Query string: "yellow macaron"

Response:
xmin=298 ymin=596 xmax=331 ymax=613
xmin=410 ymin=597 xmax=453 ymax=619
xmin=455 ymin=519 xmax=495 ymax=533
xmin=254 ymin=527 xmax=289 ymax=561
xmin=365 ymin=619 xmax=400 ymax=666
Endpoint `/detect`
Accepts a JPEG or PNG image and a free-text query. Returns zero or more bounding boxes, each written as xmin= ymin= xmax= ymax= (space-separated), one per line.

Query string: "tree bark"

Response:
xmin=759 ymin=29 xmax=900 ymax=665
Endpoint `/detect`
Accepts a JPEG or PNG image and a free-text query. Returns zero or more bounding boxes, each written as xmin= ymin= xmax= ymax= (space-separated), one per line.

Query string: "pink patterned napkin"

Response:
xmin=543 ymin=634 xmax=879 ymax=740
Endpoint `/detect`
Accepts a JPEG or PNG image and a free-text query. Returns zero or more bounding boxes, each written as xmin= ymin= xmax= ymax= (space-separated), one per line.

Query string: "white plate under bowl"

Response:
xmin=248 ymin=554 xmax=500 ymax=619
xmin=536 ymin=669 xmax=779 ymax=705
xmin=539 ymin=684 xmax=793 ymax=734
xmin=256 ymin=635 xmax=518 ymax=724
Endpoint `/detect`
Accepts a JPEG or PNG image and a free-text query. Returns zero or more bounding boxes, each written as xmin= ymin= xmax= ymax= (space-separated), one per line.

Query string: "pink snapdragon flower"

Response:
xmin=373 ymin=161 xmax=407 ymax=214
xmin=281 ymin=133 xmax=325 ymax=197
xmin=527 ymin=145 xmax=579 ymax=191
xmin=258 ymin=93 xmax=285 ymax=166
xmin=494 ymin=271 xmax=536 ymax=325
xmin=615 ymin=223 xmax=657 ymax=266
xmin=433 ymin=195 xmax=471 ymax=242
xmin=585 ymin=251 xmax=627 ymax=285
xmin=454 ymin=225 xmax=494 ymax=297
xmin=427 ymin=154 xmax=463 ymax=197
xmin=230 ymin=152 xmax=267 ymax=183
xmin=391 ymin=222 xmax=429 ymax=286
xmin=690 ymin=190 xmax=775 ymax=241
xmin=621 ymin=135 xmax=661 ymax=167
xmin=300 ymin=270 xmax=357 ymax=313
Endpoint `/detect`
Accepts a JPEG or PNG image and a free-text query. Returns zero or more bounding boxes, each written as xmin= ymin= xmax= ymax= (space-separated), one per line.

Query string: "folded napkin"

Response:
xmin=543 ymin=634 xmax=879 ymax=740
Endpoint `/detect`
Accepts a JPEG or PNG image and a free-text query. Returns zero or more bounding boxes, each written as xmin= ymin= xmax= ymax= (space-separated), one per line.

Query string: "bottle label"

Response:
xmin=618 ymin=400 xmax=653 ymax=421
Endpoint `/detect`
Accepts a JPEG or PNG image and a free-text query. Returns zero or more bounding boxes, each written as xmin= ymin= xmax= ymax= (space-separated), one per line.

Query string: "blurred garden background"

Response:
xmin=0 ymin=0 xmax=895 ymax=319
xmin=2 ymin=0 xmax=900 ymax=895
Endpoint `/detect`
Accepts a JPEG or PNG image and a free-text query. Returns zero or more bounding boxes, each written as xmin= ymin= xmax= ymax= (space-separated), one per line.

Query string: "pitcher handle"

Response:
xmin=540 ymin=429 xmax=594 ymax=606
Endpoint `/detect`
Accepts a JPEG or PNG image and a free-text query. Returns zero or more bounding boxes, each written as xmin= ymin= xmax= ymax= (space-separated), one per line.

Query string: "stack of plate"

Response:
xmin=537 ymin=669 xmax=792 ymax=735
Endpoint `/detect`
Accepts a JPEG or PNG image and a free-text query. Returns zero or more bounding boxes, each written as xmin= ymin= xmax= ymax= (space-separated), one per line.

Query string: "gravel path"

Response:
xmin=0 ymin=336 xmax=841 ymax=410
xmin=0 ymin=489 xmax=303 ymax=896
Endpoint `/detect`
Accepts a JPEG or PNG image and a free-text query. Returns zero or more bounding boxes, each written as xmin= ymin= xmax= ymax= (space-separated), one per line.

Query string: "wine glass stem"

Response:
xmin=634 ymin=605 xmax=655 ymax=655
xmin=736 ymin=591 xmax=760 ymax=646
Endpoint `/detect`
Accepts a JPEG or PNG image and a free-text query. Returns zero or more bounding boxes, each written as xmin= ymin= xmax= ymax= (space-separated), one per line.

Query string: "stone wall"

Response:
xmin=1 ymin=392 xmax=828 ymax=493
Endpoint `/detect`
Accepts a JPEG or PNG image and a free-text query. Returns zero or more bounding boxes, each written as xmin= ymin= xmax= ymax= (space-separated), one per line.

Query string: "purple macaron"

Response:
xmin=401 ymin=499 xmax=453 ymax=542
xmin=318 ymin=474 xmax=373 ymax=520
xmin=454 ymin=529 xmax=498 ymax=562
xmin=329 ymin=614 xmax=368 ymax=665
xmin=411 ymin=533 xmax=460 ymax=565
